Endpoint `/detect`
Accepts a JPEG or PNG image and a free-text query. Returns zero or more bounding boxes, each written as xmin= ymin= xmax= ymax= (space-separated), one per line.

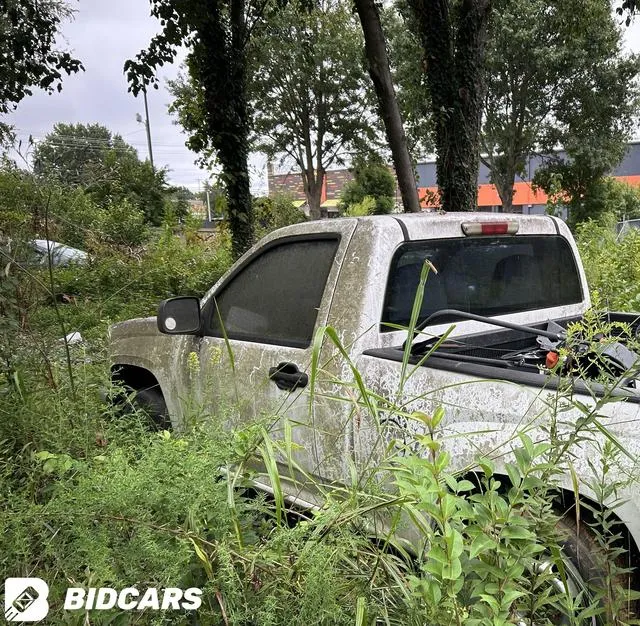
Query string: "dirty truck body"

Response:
xmin=110 ymin=213 xmax=640 ymax=554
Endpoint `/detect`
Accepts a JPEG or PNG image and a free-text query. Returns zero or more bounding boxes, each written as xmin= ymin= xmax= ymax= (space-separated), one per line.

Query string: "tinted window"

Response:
xmin=382 ymin=236 xmax=583 ymax=331
xmin=210 ymin=238 xmax=339 ymax=346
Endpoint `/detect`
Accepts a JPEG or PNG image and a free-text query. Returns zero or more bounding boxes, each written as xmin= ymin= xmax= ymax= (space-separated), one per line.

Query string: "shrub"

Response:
xmin=577 ymin=220 xmax=640 ymax=310
xmin=253 ymin=194 xmax=306 ymax=239
xmin=339 ymin=154 xmax=396 ymax=215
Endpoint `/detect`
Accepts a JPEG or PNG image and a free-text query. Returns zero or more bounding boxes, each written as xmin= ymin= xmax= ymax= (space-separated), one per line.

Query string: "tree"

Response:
xmin=353 ymin=0 xmax=421 ymax=213
xmin=581 ymin=177 xmax=640 ymax=224
xmin=339 ymin=153 xmax=396 ymax=214
xmin=534 ymin=144 xmax=638 ymax=229
xmin=406 ymin=0 xmax=492 ymax=212
xmin=0 ymin=0 xmax=83 ymax=138
xmin=250 ymin=0 xmax=378 ymax=220
xmin=33 ymin=123 xmax=169 ymax=225
xmin=253 ymin=194 xmax=306 ymax=238
xmin=126 ymin=0 xmax=261 ymax=258
xmin=168 ymin=0 xmax=380 ymax=221
xmin=33 ymin=123 xmax=130 ymax=186
xmin=481 ymin=0 xmax=639 ymax=213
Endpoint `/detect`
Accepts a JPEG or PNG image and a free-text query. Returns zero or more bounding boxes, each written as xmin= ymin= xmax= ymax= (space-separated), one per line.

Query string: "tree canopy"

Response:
xmin=168 ymin=0 xmax=378 ymax=220
xmin=481 ymin=0 xmax=640 ymax=213
xmin=33 ymin=123 xmax=170 ymax=225
xmin=0 ymin=0 xmax=83 ymax=138
xmin=251 ymin=0 xmax=378 ymax=220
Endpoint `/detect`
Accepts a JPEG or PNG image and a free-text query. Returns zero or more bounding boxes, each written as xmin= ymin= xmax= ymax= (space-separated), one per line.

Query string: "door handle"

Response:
xmin=268 ymin=362 xmax=309 ymax=391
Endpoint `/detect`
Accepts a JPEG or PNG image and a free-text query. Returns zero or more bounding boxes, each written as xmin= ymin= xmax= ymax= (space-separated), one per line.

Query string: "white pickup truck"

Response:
xmin=110 ymin=212 xmax=640 ymax=585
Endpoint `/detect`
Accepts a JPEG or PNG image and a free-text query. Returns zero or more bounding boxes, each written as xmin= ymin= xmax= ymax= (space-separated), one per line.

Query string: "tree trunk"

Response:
xmin=197 ymin=0 xmax=254 ymax=258
xmin=354 ymin=0 xmax=421 ymax=213
xmin=408 ymin=0 xmax=491 ymax=212
xmin=303 ymin=169 xmax=325 ymax=220
xmin=223 ymin=148 xmax=254 ymax=258
xmin=483 ymin=154 xmax=516 ymax=213
xmin=495 ymin=176 xmax=515 ymax=213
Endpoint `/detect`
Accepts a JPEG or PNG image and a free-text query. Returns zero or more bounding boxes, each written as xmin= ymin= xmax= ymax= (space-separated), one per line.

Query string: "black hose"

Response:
xmin=404 ymin=308 xmax=565 ymax=351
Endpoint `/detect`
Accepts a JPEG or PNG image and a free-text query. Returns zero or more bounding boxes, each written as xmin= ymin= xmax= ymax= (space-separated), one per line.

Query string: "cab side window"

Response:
xmin=209 ymin=238 xmax=339 ymax=347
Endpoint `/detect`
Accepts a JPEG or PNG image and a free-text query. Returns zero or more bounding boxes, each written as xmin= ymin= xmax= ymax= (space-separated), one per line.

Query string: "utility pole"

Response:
xmin=206 ymin=188 xmax=212 ymax=223
xmin=136 ymin=86 xmax=155 ymax=170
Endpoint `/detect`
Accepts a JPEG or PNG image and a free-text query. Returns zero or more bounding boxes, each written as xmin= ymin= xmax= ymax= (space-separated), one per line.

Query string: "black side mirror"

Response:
xmin=157 ymin=297 xmax=201 ymax=335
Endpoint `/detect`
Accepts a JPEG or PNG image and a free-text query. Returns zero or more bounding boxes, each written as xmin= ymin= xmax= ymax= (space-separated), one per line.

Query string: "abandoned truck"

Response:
xmin=110 ymin=212 xmax=640 ymax=588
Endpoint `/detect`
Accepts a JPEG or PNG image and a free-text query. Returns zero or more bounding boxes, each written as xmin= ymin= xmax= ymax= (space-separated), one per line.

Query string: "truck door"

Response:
xmin=197 ymin=224 xmax=357 ymax=489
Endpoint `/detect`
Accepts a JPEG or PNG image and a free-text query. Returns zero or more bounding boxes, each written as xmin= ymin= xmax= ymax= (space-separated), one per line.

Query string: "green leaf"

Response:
xmin=469 ymin=533 xmax=497 ymax=558
xmin=504 ymin=462 xmax=521 ymax=488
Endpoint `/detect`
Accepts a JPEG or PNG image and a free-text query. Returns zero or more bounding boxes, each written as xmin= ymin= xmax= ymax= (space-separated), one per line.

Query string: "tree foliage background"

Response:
xmin=169 ymin=0 xmax=379 ymax=220
xmin=33 ymin=123 xmax=174 ymax=225
xmin=482 ymin=0 xmax=640 ymax=214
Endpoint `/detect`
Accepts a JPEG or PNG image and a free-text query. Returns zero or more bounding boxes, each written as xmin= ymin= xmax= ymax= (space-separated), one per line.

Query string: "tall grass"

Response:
xmin=1 ymin=230 xmax=639 ymax=624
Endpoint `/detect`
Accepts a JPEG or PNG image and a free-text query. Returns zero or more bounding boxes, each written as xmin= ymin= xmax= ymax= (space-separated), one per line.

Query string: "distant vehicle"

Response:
xmin=31 ymin=240 xmax=88 ymax=267
xmin=616 ymin=218 xmax=640 ymax=238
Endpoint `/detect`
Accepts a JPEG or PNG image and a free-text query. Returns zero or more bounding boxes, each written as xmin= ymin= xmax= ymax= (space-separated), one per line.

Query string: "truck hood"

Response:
xmin=109 ymin=316 xmax=159 ymax=342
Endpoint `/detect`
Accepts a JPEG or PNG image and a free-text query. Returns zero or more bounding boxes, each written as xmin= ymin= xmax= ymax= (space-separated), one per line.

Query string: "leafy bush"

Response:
xmin=253 ymin=194 xmax=306 ymax=239
xmin=577 ymin=220 xmax=640 ymax=310
xmin=339 ymin=154 xmax=396 ymax=215
xmin=541 ymin=175 xmax=640 ymax=229
xmin=343 ymin=195 xmax=376 ymax=217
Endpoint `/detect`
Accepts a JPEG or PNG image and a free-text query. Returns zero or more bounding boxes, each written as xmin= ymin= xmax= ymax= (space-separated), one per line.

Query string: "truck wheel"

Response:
xmin=124 ymin=387 xmax=171 ymax=431
xmin=555 ymin=515 xmax=634 ymax=624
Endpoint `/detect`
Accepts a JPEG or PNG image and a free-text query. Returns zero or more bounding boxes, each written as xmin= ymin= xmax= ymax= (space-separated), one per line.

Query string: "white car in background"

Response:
xmin=31 ymin=239 xmax=88 ymax=267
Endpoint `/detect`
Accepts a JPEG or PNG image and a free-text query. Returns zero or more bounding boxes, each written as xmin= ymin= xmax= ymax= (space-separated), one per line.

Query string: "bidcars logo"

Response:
xmin=3 ymin=579 xmax=202 ymax=622
xmin=4 ymin=578 xmax=50 ymax=622
xmin=63 ymin=587 xmax=202 ymax=611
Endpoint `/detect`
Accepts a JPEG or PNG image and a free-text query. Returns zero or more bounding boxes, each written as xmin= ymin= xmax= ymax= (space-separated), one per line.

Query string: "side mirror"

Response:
xmin=157 ymin=297 xmax=201 ymax=335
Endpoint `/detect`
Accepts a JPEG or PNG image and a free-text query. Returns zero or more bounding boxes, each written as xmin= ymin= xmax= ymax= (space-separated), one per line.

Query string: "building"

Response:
xmin=267 ymin=162 xmax=354 ymax=216
xmin=267 ymin=142 xmax=640 ymax=214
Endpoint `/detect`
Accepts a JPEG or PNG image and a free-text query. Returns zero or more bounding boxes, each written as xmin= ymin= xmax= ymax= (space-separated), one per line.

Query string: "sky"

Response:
xmin=7 ymin=0 xmax=268 ymax=194
xmin=6 ymin=1 xmax=640 ymax=194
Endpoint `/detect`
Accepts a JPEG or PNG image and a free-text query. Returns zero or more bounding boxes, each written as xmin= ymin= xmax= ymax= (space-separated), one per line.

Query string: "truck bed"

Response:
xmin=364 ymin=312 xmax=640 ymax=402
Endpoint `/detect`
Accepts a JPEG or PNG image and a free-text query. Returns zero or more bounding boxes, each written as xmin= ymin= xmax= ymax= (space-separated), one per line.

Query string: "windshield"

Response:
xmin=381 ymin=235 xmax=583 ymax=331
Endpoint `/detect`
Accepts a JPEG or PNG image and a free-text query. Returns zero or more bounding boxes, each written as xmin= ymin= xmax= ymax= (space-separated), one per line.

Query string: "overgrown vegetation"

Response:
xmin=577 ymin=221 xmax=640 ymax=312
xmin=4 ymin=0 xmax=640 ymax=620
xmin=2 ymin=177 xmax=640 ymax=623
xmin=339 ymin=153 xmax=397 ymax=215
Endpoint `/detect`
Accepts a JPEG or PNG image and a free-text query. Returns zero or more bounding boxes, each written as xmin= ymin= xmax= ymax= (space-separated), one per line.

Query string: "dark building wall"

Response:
xmin=325 ymin=169 xmax=354 ymax=199
xmin=267 ymin=167 xmax=355 ymax=202
xmin=268 ymin=142 xmax=640 ymax=207
xmin=267 ymin=167 xmax=305 ymax=198
xmin=414 ymin=142 xmax=640 ymax=187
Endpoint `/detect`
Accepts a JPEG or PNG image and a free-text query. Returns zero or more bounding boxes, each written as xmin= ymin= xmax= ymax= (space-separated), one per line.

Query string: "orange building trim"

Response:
xmin=417 ymin=175 xmax=640 ymax=209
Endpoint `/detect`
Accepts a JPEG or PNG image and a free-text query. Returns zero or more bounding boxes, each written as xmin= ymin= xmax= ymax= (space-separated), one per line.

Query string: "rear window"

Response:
xmin=381 ymin=235 xmax=583 ymax=331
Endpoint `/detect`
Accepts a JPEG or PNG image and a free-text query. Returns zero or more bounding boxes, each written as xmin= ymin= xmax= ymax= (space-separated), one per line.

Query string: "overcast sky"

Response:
xmin=6 ymin=1 xmax=640 ymax=194
xmin=7 ymin=0 xmax=268 ymax=194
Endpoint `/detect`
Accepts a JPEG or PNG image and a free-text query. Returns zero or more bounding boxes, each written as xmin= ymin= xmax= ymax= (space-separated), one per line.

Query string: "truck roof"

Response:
xmin=354 ymin=211 xmax=563 ymax=241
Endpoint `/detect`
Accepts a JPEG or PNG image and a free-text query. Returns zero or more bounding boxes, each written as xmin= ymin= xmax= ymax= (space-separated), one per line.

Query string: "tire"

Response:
xmin=556 ymin=515 xmax=635 ymax=625
xmin=124 ymin=386 xmax=171 ymax=431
